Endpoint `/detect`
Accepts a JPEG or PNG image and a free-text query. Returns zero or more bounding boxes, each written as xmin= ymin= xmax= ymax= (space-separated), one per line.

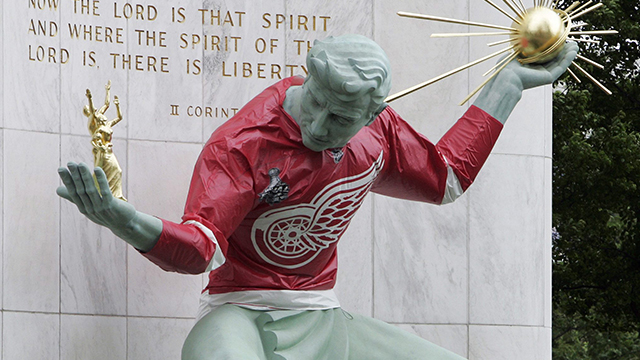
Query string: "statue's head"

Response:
xmin=296 ymin=34 xmax=392 ymax=151
xmin=306 ymin=35 xmax=391 ymax=112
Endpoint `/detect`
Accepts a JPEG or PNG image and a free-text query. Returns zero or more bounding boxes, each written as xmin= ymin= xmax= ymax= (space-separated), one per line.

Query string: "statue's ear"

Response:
xmin=366 ymin=103 xmax=388 ymax=126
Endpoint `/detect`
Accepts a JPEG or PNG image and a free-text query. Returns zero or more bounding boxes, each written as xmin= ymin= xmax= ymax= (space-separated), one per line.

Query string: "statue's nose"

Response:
xmin=309 ymin=109 xmax=330 ymax=137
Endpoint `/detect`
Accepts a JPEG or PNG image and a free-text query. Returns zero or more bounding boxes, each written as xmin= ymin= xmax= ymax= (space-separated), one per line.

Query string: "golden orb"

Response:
xmin=390 ymin=2 xmax=618 ymax=104
xmin=512 ymin=7 xmax=567 ymax=64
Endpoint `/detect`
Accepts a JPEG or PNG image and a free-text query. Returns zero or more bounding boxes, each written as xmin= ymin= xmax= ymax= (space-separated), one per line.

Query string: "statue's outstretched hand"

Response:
xmin=473 ymin=42 xmax=578 ymax=124
xmin=57 ymin=162 xmax=162 ymax=251
xmin=57 ymin=162 xmax=136 ymax=230
xmin=503 ymin=41 xmax=579 ymax=90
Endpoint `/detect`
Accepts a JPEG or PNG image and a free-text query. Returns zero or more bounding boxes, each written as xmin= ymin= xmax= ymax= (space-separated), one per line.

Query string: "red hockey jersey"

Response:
xmin=142 ymin=77 xmax=502 ymax=306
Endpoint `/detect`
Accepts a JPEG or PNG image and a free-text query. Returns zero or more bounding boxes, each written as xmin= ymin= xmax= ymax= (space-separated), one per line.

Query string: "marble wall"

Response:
xmin=1 ymin=0 xmax=551 ymax=359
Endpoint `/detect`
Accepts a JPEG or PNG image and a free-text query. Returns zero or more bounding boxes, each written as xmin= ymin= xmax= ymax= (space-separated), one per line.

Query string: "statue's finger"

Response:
xmin=77 ymin=163 xmax=103 ymax=207
xmin=94 ymin=167 xmax=114 ymax=200
xmin=56 ymin=186 xmax=73 ymax=202
xmin=545 ymin=42 xmax=578 ymax=79
xmin=68 ymin=163 xmax=94 ymax=211
xmin=552 ymin=54 xmax=577 ymax=81
xmin=58 ymin=166 xmax=87 ymax=213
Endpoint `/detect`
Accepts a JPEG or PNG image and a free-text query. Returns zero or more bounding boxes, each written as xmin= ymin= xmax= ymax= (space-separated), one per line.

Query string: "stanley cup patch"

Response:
xmin=258 ymin=168 xmax=290 ymax=206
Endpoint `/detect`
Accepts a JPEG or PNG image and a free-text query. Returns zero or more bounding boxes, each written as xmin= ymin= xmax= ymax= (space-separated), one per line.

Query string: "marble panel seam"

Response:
xmin=370 ymin=194 xmax=376 ymax=319
xmin=388 ymin=322 xmax=471 ymax=326
xmin=0 ymin=309 xmax=194 ymax=320
xmin=200 ymin=29 xmax=206 ymax=145
xmin=58 ymin=311 xmax=61 ymax=360
xmin=56 ymin=4 xmax=61 ymax=135
xmin=58 ymin=40 xmax=63 ymax=319
xmin=1 ymin=0 xmax=3 ymax=128
xmin=1 ymin=127 xmax=63 ymax=135
xmin=124 ymin=12 xmax=131 ymax=332
xmin=489 ymin=152 xmax=548 ymax=159
xmin=2 ymin=128 xmax=4 ymax=311
xmin=128 ymin=137 xmax=203 ymax=145
xmin=371 ymin=0 xmax=377 ymax=42
xmin=58 ymin=125 xmax=62 ymax=360
xmin=466 ymin=147 xmax=472 ymax=333
xmin=125 ymin=152 xmax=130 ymax=360
xmin=468 ymin=323 xmax=547 ymax=328
xmin=466 ymin=1 xmax=472 ymax=356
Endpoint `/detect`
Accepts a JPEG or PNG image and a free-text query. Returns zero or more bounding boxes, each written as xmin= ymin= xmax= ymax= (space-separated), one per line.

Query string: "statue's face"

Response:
xmin=298 ymin=76 xmax=374 ymax=152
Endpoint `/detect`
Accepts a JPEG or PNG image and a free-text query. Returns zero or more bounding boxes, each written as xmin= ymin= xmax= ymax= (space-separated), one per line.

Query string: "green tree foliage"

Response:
xmin=553 ymin=0 xmax=640 ymax=358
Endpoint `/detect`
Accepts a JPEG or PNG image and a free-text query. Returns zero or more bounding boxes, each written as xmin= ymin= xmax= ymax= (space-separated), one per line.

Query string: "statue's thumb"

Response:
xmin=56 ymin=186 xmax=73 ymax=202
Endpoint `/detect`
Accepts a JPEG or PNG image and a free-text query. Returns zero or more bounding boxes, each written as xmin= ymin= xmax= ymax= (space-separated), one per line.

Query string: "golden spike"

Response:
xmin=564 ymin=1 xmax=582 ymax=13
xmin=515 ymin=0 xmax=527 ymax=12
xmin=385 ymin=44 xmax=518 ymax=102
xmin=577 ymin=54 xmax=605 ymax=69
xmin=484 ymin=0 xmax=522 ymax=24
xmin=397 ymin=11 xmax=518 ymax=31
xmin=483 ymin=50 xmax=517 ymax=76
xmin=431 ymin=31 xmax=516 ymax=37
xmin=488 ymin=37 xmax=518 ymax=47
xmin=551 ymin=0 xmax=561 ymax=9
xmin=567 ymin=68 xmax=582 ymax=83
xmin=571 ymin=61 xmax=612 ymax=95
xmin=569 ymin=1 xmax=593 ymax=16
xmin=571 ymin=3 xmax=604 ymax=20
xmin=501 ymin=0 xmax=525 ymax=18
xmin=460 ymin=51 xmax=520 ymax=105
xmin=568 ymin=36 xmax=601 ymax=44
xmin=571 ymin=21 xmax=589 ymax=28
xmin=569 ymin=30 xmax=619 ymax=36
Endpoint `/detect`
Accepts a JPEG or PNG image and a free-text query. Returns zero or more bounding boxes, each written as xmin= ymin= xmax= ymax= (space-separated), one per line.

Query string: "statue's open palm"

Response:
xmin=503 ymin=41 xmax=579 ymax=90
xmin=57 ymin=162 xmax=136 ymax=231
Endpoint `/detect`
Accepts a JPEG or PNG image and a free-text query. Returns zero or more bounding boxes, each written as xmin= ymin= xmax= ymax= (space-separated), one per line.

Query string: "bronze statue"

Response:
xmin=59 ymin=35 xmax=578 ymax=359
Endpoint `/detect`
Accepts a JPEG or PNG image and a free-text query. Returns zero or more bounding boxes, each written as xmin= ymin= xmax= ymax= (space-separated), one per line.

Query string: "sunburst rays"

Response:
xmin=386 ymin=1 xmax=618 ymax=105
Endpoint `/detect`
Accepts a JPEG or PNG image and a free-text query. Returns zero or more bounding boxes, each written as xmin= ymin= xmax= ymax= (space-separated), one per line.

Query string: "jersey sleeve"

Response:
xmin=372 ymin=105 xmax=503 ymax=204
xmin=140 ymin=138 xmax=257 ymax=274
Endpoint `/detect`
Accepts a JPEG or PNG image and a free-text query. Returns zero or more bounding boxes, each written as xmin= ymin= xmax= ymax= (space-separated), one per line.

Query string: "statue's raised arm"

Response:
xmin=109 ymin=95 xmax=123 ymax=128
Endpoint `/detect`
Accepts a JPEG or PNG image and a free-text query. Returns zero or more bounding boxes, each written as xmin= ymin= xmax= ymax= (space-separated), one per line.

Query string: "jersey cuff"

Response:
xmin=441 ymin=156 xmax=464 ymax=204
xmin=184 ymin=220 xmax=226 ymax=271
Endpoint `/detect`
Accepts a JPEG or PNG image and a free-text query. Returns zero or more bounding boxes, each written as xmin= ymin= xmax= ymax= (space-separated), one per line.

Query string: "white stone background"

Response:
xmin=0 ymin=0 xmax=552 ymax=359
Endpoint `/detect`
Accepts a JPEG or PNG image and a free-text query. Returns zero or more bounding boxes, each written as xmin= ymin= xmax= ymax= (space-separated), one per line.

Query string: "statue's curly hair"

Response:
xmin=306 ymin=35 xmax=392 ymax=113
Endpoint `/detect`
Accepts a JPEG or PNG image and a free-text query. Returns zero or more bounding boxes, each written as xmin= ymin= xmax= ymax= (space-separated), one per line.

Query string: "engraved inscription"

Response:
xmin=25 ymin=2 xmax=336 ymax=119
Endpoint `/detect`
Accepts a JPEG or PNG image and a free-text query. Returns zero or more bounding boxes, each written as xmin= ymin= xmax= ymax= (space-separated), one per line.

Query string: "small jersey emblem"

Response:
xmin=329 ymin=148 xmax=344 ymax=164
xmin=259 ymin=168 xmax=290 ymax=206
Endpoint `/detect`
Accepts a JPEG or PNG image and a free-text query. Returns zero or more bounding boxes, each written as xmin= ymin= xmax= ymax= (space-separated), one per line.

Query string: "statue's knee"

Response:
xmin=181 ymin=306 xmax=264 ymax=360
